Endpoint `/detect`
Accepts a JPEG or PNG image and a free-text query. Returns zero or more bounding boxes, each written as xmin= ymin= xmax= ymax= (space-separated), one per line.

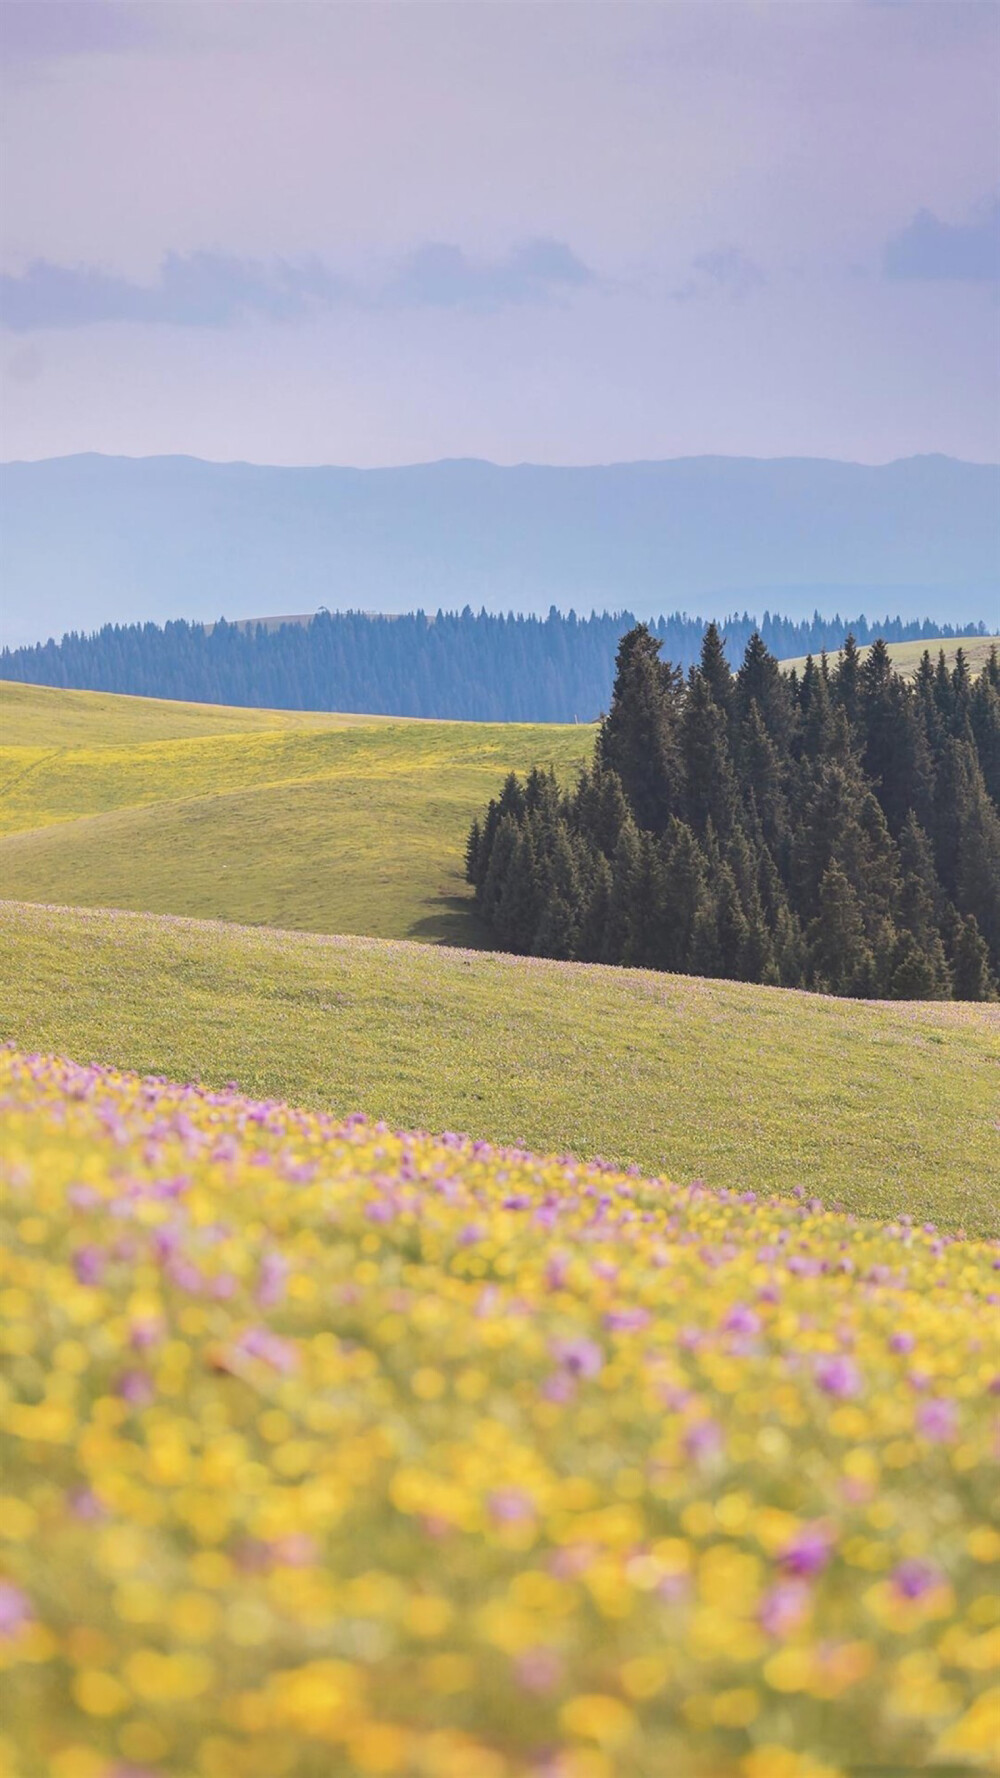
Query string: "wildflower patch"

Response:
xmin=1 ymin=1050 xmax=997 ymax=1777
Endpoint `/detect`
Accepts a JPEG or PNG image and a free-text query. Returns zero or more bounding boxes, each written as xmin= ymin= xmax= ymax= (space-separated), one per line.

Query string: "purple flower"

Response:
xmin=541 ymin=1371 xmax=577 ymax=1404
xmin=67 ymin=1184 xmax=101 ymax=1210
xmin=893 ymin=1559 xmax=940 ymax=1600
xmin=270 ymin=1533 xmax=319 ymax=1567
xmin=117 ymin=1370 xmax=154 ymax=1408
xmin=0 ymin=1583 xmax=31 ymax=1639
xmin=72 ymin=1244 xmax=106 ymax=1286
xmin=237 ymin=1327 xmax=299 ymax=1374
xmin=889 ymin=1331 xmax=916 ymax=1355
xmin=654 ymin=1570 xmax=690 ymax=1605
xmin=166 ymin=1255 xmax=204 ymax=1294
xmin=488 ymin=1488 xmax=535 ymax=1525
xmin=723 ymin=1303 xmax=761 ymax=1337
xmin=605 ymin=1307 xmax=651 ymax=1334
xmin=550 ymin=1336 xmax=603 ymax=1379
xmin=815 ymin=1355 xmax=862 ymax=1399
xmin=545 ymin=1253 xmax=570 ymax=1291
xmin=68 ymin=1487 xmax=107 ymax=1522
xmin=780 ymin=1524 xmax=833 ymax=1578
xmin=683 ymin=1418 xmax=723 ymax=1463
xmin=759 ymin=1579 xmax=811 ymax=1637
xmin=916 ymin=1397 xmax=958 ymax=1443
xmin=514 ymin=1647 xmax=563 ymax=1694
xmin=364 ymin=1198 xmax=397 ymax=1224
xmin=255 ymin=1251 xmax=289 ymax=1308
xmin=129 ymin=1316 xmax=163 ymax=1351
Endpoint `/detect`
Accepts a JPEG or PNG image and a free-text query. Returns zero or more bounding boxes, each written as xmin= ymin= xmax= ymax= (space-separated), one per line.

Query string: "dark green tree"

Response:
xmin=598 ymin=625 xmax=682 ymax=833
xmin=951 ymin=914 xmax=994 ymax=1002
xmin=681 ymin=671 xmax=740 ymax=840
xmin=807 ymin=861 xmax=875 ymax=996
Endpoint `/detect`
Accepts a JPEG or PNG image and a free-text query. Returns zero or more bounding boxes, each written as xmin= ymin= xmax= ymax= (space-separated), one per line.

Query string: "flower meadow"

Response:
xmin=1 ymin=1051 xmax=998 ymax=1778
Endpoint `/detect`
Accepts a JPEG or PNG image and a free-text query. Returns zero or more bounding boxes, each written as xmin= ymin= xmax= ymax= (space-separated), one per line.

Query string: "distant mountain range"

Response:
xmin=1 ymin=452 xmax=996 ymax=647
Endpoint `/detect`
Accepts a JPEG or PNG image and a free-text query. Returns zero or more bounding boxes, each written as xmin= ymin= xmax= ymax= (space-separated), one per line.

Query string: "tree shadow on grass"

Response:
xmin=407 ymin=893 xmax=492 ymax=949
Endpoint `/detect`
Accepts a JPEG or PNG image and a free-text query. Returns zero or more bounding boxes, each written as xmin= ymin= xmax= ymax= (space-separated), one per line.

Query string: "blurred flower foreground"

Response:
xmin=1 ymin=1049 xmax=998 ymax=1778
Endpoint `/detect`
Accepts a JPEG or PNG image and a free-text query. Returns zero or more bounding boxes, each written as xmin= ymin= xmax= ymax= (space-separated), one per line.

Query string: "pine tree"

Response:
xmin=740 ymin=701 xmax=788 ymax=856
xmin=531 ymin=895 xmax=579 ymax=962
xmin=951 ymin=914 xmax=994 ymax=1001
xmin=464 ymin=819 xmax=482 ymax=886
xmin=890 ymin=932 xmax=950 ymax=1000
xmin=801 ymin=665 xmax=835 ymax=761
xmin=714 ymin=863 xmax=751 ymax=979
xmin=578 ymin=852 xmax=613 ymax=963
xmin=681 ymin=671 xmax=740 ymax=840
xmin=605 ymin=817 xmax=643 ymax=963
xmin=832 ymin=634 xmax=862 ymax=731
xmin=807 ymin=860 xmax=875 ymax=996
xmin=969 ymin=673 xmax=1000 ymax=808
xmin=598 ymin=625 xmax=682 ymax=832
xmin=735 ymin=632 xmax=795 ymax=749
xmin=495 ymin=825 xmax=543 ymax=952
xmin=479 ymin=813 xmax=520 ymax=927
xmin=698 ymin=621 xmax=734 ymax=715
xmin=657 ymin=819 xmax=711 ymax=972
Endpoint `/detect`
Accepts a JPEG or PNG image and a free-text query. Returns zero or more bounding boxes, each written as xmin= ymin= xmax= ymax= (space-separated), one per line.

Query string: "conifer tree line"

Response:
xmin=1 ymin=606 xmax=988 ymax=724
xmin=467 ymin=626 xmax=1000 ymax=999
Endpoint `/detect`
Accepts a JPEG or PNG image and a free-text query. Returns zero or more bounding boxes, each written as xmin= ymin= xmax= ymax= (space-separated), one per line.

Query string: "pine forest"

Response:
xmin=467 ymin=627 xmax=1000 ymax=999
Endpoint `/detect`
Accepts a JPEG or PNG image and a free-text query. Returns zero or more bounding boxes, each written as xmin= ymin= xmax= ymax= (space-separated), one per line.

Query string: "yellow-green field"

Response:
xmin=2 ymin=900 xmax=997 ymax=1234
xmin=0 ymin=682 xmax=590 ymax=945
xmin=778 ymin=635 xmax=999 ymax=681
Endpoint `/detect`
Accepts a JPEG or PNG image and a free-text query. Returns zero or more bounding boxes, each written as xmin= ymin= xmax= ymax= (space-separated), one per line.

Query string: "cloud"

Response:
xmin=387 ymin=238 xmax=595 ymax=310
xmin=0 ymin=239 xmax=596 ymax=331
xmin=884 ymin=200 xmax=1000 ymax=281
xmin=671 ymin=245 xmax=765 ymax=303
xmin=0 ymin=252 xmax=348 ymax=331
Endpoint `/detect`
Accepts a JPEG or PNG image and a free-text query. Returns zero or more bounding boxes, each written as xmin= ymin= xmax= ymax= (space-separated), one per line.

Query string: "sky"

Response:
xmin=1 ymin=0 xmax=998 ymax=468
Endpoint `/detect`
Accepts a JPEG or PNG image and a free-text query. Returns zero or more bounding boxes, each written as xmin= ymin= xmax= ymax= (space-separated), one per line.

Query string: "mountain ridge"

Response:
xmin=2 ymin=451 xmax=996 ymax=646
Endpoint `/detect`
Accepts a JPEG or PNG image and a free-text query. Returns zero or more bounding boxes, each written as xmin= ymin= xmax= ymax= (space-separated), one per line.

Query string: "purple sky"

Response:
xmin=1 ymin=0 xmax=998 ymax=466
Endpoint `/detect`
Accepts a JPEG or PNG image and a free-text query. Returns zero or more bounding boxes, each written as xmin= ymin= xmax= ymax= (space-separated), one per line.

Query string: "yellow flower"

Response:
xmin=560 ymin=1694 xmax=635 ymax=1746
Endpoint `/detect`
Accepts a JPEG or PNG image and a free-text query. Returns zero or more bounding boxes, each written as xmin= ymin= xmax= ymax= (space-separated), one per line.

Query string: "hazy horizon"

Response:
xmin=3 ymin=448 xmax=999 ymax=471
xmin=3 ymin=453 xmax=996 ymax=648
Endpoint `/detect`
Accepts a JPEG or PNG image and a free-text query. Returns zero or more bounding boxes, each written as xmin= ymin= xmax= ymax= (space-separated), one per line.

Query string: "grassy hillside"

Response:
xmin=2 ymin=899 xmax=997 ymax=1232
xmin=779 ymin=633 xmax=999 ymax=680
xmin=0 ymin=682 xmax=590 ymax=944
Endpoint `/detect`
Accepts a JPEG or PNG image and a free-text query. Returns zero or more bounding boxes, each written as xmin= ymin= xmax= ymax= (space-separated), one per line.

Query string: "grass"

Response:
xmin=2 ymin=899 xmax=997 ymax=1234
xmin=779 ymin=634 xmax=999 ymax=680
xmin=0 ymin=682 xmax=591 ymax=944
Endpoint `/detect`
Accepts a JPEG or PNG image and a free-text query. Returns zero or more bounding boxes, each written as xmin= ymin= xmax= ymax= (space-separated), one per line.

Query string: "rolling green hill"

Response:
xmin=779 ymin=632 xmax=999 ymax=680
xmin=0 ymin=681 xmax=591 ymax=944
xmin=2 ymin=899 xmax=997 ymax=1232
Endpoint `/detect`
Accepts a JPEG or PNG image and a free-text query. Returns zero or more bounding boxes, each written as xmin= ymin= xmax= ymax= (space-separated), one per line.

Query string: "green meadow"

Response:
xmin=778 ymin=632 xmax=999 ymax=681
xmin=2 ymin=676 xmax=997 ymax=1234
xmin=2 ymin=899 xmax=997 ymax=1233
xmin=0 ymin=681 xmax=591 ymax=944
